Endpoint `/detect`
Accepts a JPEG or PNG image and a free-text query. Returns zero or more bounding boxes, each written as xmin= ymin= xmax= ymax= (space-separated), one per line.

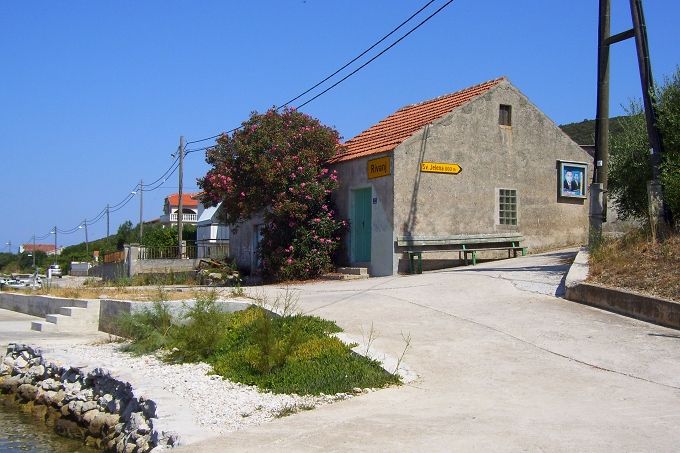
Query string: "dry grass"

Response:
xmin=12 ymin=286 xmax=204 ymax=302
xmin=588 ymin=229 xmax=680 ymax=302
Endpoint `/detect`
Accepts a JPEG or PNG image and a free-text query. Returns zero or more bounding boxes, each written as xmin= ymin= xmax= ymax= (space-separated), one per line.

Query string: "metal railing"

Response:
xmin=138 ymin=246 xmax=196 ymax=260
xmin=136 ymin=243 xmax=229 ymax=260
xmin=169 ymin=213 xmax=197 ymax=222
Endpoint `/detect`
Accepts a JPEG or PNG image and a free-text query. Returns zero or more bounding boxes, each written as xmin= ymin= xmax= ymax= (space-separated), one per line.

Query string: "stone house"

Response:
xmin=328 ymin=77 xmax=592 ymax=276
xmin=229 ymin=77 xmax=592 ymax=276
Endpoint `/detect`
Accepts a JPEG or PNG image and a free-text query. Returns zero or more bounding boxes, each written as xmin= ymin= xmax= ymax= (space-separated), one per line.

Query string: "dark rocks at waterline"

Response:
xmin=0 ymin=343 xmax=177 ymax=452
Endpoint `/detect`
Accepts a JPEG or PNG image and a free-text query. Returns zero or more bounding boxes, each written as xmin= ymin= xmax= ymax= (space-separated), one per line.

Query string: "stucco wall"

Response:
xmin=331 ymin=156 xmax=396 ymax=277
xmin=393 ymin=81 xmax=592 ymax=256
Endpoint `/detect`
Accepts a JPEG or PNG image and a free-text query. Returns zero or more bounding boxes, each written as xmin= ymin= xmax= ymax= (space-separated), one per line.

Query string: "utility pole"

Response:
xmin=83 ymin=219 xmax=89 ymax=254
xmin=106 ymin=204 xmax=110 ymax=239
xmin=591 ymin=0 xmax=667 ymax=244
xmin=32 ymin=235 xmax=36 ymax=270
xmin=53 ymin=226 xmax=57 ymax=265
xmin=139 ymin=179 xmax=144 ymax=242
xmin=629 ymin=0 xmax=669 ymax=238
xmin=177 ymin=136 xmax=185 ymax=258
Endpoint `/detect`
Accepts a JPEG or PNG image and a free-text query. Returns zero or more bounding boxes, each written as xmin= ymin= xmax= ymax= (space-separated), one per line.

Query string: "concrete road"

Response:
xmin=181 ymin=249 xmax=680 ymax=452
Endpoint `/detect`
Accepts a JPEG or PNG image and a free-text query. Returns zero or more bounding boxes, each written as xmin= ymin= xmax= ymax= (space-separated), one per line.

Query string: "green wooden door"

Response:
xmin=351 ymin=188 xmax=372 ymax=262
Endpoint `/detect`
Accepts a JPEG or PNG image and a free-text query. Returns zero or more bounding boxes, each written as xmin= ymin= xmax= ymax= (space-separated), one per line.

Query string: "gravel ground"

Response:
xmin=48 ymin=342 xmax=356 ymax=442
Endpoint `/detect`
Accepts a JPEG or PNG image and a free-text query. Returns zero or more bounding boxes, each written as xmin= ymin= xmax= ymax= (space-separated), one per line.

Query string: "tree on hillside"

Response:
xmin=609 ymin=67 xmax=680 ymax=229
xmin=198 ymin=108 xmax=347 ymax=280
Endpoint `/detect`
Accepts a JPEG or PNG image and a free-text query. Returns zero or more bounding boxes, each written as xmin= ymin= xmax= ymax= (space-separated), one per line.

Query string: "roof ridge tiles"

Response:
xmin=330 ymin=77 xmax=506 ymax=163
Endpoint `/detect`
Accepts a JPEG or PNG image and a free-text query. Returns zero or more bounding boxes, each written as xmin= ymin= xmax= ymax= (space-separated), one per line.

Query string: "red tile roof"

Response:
xmin=166 ymin=193 xmax=200 ymax=207
xmin=21 ymin=244 xmax=56 ymax=253
xmin=330 ymin=77 xmax=505 ymax=163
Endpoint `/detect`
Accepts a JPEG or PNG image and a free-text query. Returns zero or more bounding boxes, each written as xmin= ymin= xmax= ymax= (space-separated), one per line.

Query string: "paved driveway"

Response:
xmin=183 ymin=250 xmax=680 ymax=452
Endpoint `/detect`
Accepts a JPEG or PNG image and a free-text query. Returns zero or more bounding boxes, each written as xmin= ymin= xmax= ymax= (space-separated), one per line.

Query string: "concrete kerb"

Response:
xmin=564 ymin=248 xmax=680 ymax=330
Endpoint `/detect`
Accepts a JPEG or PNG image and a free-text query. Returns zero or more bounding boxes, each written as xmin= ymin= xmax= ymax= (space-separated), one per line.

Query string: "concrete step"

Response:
xmin=31 ymin=320 xmax=57 ymax=332
xmin=336 ymin=267 xmax=369 ymax=276
xmin=323 ymin=271 xmax=370 ymax=281
xmin=70 ymin=299 xmax=91 ymax=309
xmin=58 ymin=306 xmax=98 ymax=320
xmin=44 ymin=313 xmax=98 ymax=332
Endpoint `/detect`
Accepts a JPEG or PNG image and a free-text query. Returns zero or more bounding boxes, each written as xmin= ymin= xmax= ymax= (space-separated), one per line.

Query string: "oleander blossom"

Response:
xmin=197 ymin=107 xmax=348 ymax=281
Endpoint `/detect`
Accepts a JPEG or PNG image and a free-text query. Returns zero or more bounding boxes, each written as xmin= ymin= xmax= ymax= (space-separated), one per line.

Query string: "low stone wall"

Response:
xmin=0 ymin=343 xmax=175 ymax=452
xmin=565 ymin=248 xmax=680 ymax=330
xmin=99 ymin=299 xmax=253 ymax=335
xmin=90 ymin=262 xmax=127 ymax=281
xmin=132 ymin=259 xmax=199 ymax=276
xmin=0 ymin=292 xmax=92 ymax=318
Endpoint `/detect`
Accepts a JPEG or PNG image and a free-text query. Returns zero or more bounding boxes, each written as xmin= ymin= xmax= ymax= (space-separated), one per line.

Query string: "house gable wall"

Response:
xmin=393 ymin=80 xmax=593 ymax=256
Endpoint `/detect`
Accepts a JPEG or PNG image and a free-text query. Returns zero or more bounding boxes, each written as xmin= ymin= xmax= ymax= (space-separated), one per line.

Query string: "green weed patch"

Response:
xmin=115 ymin=291 xmax=399 ymax=395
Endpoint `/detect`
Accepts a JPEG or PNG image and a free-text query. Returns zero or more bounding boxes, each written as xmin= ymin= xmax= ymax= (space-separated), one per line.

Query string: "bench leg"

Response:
xmin=472 ymin=251 xmax=477 ymax=266
xmin=408 ymin=252 xmax=423 ymax=274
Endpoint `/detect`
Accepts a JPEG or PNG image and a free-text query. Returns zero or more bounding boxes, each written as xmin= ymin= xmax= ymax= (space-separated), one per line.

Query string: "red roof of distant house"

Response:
xmin=21 ymin=244 xmax=56 ymax=253
xmin=166 ymin=193 xmax=200 ymax=207
xmin=329 ymin=77 xmax=505 ymax=163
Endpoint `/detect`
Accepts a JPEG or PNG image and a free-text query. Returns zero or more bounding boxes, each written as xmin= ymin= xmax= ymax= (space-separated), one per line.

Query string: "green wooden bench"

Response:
xmin=396 ymin=233 xmax=527 ymax=274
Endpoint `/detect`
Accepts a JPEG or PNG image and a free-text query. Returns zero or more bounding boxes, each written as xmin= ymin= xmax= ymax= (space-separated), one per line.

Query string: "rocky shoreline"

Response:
xmin=0 ymin=343 xmax=164 ymax=452
xmin=0 ymin=342 xmax=359 ymax=452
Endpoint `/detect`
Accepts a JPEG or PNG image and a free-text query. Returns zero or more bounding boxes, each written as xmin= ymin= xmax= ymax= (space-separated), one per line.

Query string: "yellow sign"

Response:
xmin=368 ymin=156 xmax=391 ymax=179
xmin=420 ymin=162 xmax=462 ymax=174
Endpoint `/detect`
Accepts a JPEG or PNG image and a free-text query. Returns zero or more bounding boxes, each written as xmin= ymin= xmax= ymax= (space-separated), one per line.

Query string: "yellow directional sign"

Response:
xmin=420 ymin=162 xmax=462 ymax=174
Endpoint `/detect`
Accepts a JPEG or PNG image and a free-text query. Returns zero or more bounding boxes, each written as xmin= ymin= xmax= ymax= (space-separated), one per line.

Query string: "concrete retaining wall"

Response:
xmin=98 ymin=299 xmax=253 ymax=335
xmin=132 ymin=259 xmax=199 ymax=275
xmin=566 ymin=283 xmax=680 ymax=330
xmin=89 ymin=262 xmax=127 ymax=281
xmin=0 ymin=292 xmax=93 ymax=318
xmin=565 ymin=248 xmax=680 ymax=330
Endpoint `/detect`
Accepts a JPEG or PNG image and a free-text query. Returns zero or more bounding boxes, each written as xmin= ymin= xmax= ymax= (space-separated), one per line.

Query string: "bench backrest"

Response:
xmin=396 ymin=233 xmax=524 ymax=248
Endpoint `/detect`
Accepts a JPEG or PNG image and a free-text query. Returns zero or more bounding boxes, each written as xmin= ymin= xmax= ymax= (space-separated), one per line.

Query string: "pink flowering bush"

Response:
xmin=198 ymin=108 xmax=346 ymax=281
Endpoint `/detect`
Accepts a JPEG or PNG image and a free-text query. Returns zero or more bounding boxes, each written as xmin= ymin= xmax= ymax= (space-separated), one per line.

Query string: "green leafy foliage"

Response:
xmin=559 ymin=116 xmax=627 ymax=145
xmin=167 ymin=291 xmax=231 ymax=362
xmin=117 ymin=300 xmax=174 ymax=354
xmin=198 ymin=108 xmax=347 ymax=281
xmin=609 ymin=67 xmax=680 ymax=228
xmin=114 ymin=295 xmax=398 ymax=395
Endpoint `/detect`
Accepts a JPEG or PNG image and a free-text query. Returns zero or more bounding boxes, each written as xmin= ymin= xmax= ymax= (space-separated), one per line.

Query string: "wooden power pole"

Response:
xmin=177 ymin=136 xmax=185 ymax=258
xmin=591 ymin=0 xmax=667 ymax=243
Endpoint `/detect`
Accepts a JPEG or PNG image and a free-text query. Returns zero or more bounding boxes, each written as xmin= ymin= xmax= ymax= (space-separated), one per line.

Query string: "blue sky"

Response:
xmin=1 ymin=1 xmax=678 ymax=252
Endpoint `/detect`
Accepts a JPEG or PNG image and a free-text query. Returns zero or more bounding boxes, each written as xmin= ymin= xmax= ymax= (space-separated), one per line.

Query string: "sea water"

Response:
xmin=0 ymin=401 xmax=92 ymax=452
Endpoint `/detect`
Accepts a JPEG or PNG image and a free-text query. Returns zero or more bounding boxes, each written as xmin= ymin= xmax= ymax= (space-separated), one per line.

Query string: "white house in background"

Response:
xmin=196 ymin=201 xmax=230 ymax=259
xmin=160 ymin=193 xmax=200 ymax=226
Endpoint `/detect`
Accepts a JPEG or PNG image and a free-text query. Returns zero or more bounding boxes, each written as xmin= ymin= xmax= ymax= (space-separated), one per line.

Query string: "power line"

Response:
xmin=277 ymin=0 xmax=437 ymax=110
xmin=185 ymin=0 xmax=446 ymax=145
xmin=142 ymin=156 xmax=179 ymax=187
xmin=296 ymin=0 xmax=455 ymax=110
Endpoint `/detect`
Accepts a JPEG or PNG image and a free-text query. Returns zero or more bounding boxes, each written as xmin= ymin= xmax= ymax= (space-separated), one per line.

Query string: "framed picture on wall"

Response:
xmin=559 ymin=161 xmax=588 ymax=198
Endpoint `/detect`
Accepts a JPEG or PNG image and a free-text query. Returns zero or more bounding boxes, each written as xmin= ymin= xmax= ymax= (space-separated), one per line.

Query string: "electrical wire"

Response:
xmin=142 ymin=156 xmax=179 ymax=188
xmin=185 ymin=0 xmax=444 ymax=145
xmin=26 ymin=1 xmax=454 ymax=243
xmin=277 ymin=0 xmax=437 ymax=109
xmin=296 ymin=0 xmax=455 ymax=110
